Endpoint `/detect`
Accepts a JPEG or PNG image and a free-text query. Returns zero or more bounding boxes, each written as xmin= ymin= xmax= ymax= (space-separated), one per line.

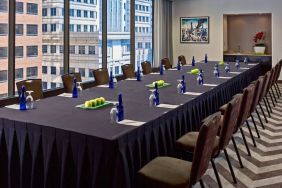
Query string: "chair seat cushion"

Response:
xmin=176 ymin=132 xmax=220 ymax=155
xmin=138 ymin=157 xmax=191 ymax=188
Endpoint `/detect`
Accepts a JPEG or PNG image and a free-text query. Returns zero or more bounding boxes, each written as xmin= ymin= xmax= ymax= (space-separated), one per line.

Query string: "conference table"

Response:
xmin=0 ymin=61 xmax=270 ymax=188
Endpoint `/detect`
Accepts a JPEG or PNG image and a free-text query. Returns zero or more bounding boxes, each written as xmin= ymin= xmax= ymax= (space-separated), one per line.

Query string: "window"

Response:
xmin=90 ymin=0 xmax=96 ymax=4
xmin=15 ymin=24 xmax=23 ymax=35
xmin=27 ymin=25 xmax=38 ymax=36
xmin=84 ymin=0 xmax=88 ymax=3
xmin=51 ymin=8 xmax=56 ymax=16
xmin=42 ymin=66 xmax=48 ymax=74
xmin=78 ymin=46 xmax=85 ymax=54
xmin=16 ymin=2 xmax=24 ymax=14
xmin=51 ymin=45 xmax=56 ymax=54
xmin=0 ymin=47 xmax=8 ymax=59
xmin=145 ymin=42 xmax=151 ymax=48
xmin=70 ymin=24 xmax=74 ymax=32
xmin=89 ymin=46 xmax=95 ymax=55
xmin=77 ymin=10 xmax=81 ymax=17
xmin=60 ymin=45 xmax=63 ymax=53
xmin=90 ymin=25 xmax=94 ymax=32
xmin=90 ymin=11 xmax=94 ymax=18
xmin=51 ymin=82 xmax=56 ymax=89
xmin=79 ymin=68 xmax=85 ymax=77
xmin=42 ymin=8 xmax=47 ymax=16
xmin=89 ymin=69 xmax=94 ymax=77
xmin=114 ymin=66 xmax=119 ymax=75
xmin=15 ymin=46 xmax=23 ymax=58
xmin=70 ymin=9 xmax=74 ymax=17
xmin=42 ymin=82 xmax=48 ymax=90
xmin=42 ymin=24 xmax=48 ymax=32
xmin=69 ymin=67 xmax=75 ymax=73
xmin=84 ymin=10 xmax=88 ymax=18
xmin=26 ymin=67 xmax=38 ymax=78
xmin=27 ymin=3 xmax=38 ymax=15
xmin=60 ymin=67 xmax=64 ymax=75
xmin=0 ymin=70 xmax=7 ymax=82
xmin=26 ymin=46 xmax=38 ymax=57
xmin=0 ymin=23 xmax=8 ymax=35
xmin=137 ymin=42 xmax=142 ymax=48
xmin=51 ymin=66 xmax=56 ymax=75
xmin=42 ymin=45 xmax=48 ymax=53
xmin=15 ymin=68 xmax=23 ymax=80
xmin=77 ymin=25 xmax=81 ymax=32
xmin=0 ymin=0 xmax=8 ymax=12
xmin=51 ymin=24 xmax=56 ymax=32
xmin=69 ymin=45 xmax=75 ymax=54
xmin=84 ymin=25 xmax=88 ymax=32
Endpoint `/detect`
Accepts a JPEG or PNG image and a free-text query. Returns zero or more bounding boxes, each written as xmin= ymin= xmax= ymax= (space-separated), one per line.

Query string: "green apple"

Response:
xmin=90 ymin=99 xmax=97 ymax=107
xmin=191 ymin=68 xmax=200 ymax=74
xmin=96 ymin=98 xmax=101 ymax=106
xmin=99 ymin=97 xmax=105 ymax=104
xmin=84 ymin=101 xmax=92 ymax=108
xmin=158 ymin=80 xmax=165 ymax=86
xmin=219 ymin=61 xmax=224 ymax=65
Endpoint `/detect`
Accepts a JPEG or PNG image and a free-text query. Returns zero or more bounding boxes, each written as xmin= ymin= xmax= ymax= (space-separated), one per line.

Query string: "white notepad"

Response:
xmin=248 ymin=63 xmax=257 ymax=66
xmin=96 ymin=84 xmax=109 ymax=88
xmin=230 ymin=72 xmax=241 ymax=75
xmin=125 ymin=78 xmax=137 ymax=81
xmin=157 ymin=103 xmax=179 ymax=109
xmin=58 ymin=93 xmax=73 ymax=98
xmin=203 ymin=83 xmax=218 ymax=87
xmin=219 ymin=76 xmax=232 ymax=79
xmin=240 ymin=67 xmax=249 ymax=70
xmin=5 ymin=104 xmax=19 ymax=110
xmin=184 ymin=92 xmax=203 ymax=96
xmin=118 ymin=119 xmax=145 ymax=126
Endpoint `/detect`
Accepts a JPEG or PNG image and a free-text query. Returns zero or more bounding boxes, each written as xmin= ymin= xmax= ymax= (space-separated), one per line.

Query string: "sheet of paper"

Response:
xmin=5 ymin=104 xmax=19 ymax=110
xmin=157 ymin=103 xmax=179 ymax=109
xmin=118 ymin=119 xmax=145 ymax=126
xmin=248 ymin=63 xmax=257 ymax=66
xmin=125 ymin=78 xmax=137 ymax=81
xmin=240 ymin=67 xmax=249 ymax=70
xmin=230 ymin=72 xmax=241 ymax=75
xmin=150 ymin=72 xmax=160 ymax=75
xmin=219 ymin=76 xmax=232 ymax=79
xmin=184 ymin=92 xmax=203 ymax=96
xmin=58 ymin=93 xmax=73 ymax=98
xmin=96 ymin=84 xmax=109 ymax=88
xmin=203 ymin=83 xmax=218 ymax=87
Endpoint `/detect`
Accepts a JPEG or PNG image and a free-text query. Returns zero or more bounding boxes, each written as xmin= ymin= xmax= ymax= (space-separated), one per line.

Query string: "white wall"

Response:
xmin=172 ymin=0 xmax=282 ymax=79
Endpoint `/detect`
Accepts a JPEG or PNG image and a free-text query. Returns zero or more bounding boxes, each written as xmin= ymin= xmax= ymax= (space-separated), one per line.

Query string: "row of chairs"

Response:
xmin=136 ymin=60 xmax=282 ymax=188
xmin=15 ymin=55 xmax=187 ymax=99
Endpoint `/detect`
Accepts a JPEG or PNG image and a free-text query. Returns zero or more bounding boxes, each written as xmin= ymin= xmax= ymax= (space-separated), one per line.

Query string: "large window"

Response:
xmin=16 ymin=2 xmax=24 ymax=14
xmin=135 ymin=0 xmax=153 ymax=68
xmin=27 ymin=24 xmax=38 ymax=36
xmin=0 ymin=23 xmax=8 ymax=35
xmin=107 ymin=0 xmax=130 ymax=75
xmin=27 ymin=3 xmax=38 ymax=15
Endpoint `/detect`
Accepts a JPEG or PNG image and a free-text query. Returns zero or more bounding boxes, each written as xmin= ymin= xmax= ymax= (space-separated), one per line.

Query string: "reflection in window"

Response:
xmin=26 ymin=67 xmax=38 ymax=78
xmin=27 ymin=3 xmax=38 ymax=15
xmin=26 ymin=46 xmax=38 ymax=57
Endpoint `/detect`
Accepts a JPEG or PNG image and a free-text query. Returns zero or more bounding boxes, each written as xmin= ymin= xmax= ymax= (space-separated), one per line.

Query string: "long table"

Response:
xmin=0 ymin=61 xmax=270 ymax=188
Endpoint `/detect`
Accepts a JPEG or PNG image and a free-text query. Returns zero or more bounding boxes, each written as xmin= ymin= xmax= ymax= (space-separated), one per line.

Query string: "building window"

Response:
xmin=15 ymin=68 xmax=23 ymax=80
xmin=79 ymin=68 xmax=85 ymax=77
xmin=0 ymin=0 xmax=8 ymax=12
xmin=15 ymin=46 xmax=23 ymax=58
xmin=89 ymin=46 xmax=95 ymax=55
xmin=79 ymin=46 xmax=85 ymax=54
xmin=60 ymin=45 xmax=63 ymax=53
xmin=42 ymin=45 xmax=48 ymax=53
xmin=15 ymin=24 xmax=23 ymax=35
xmin=51 ymin=66 xmax=56 ymax=75
xmin=115 ymin=66 xmax=120 ymax=75
xmin=89 ymin=69 xmax=94 ymax=77
xmin=26 ymin=67 xmax=38 ymax=78
xmin=90 ymin=11 xmax=94 ymax=18
xmin=42 ymin=82 xmax=47 ymax=90
xmin=26 ymin=46 xmax=38 ymax=57
xmin=145 ymin=42 xmax=151 ymax=49
xmin=69 ymin=45 xmax=75 ymax=54
xmin=51 ymin=24 xmax=56 ymax=32
xmin=84 ymin=25 xmax=88 ymax=32
xmin=27 ymin=24 xmax=38 ymax=36
xmin=16 ymin=2 xmax=24 ymax=14
xmin=0 ymin=23 xmax=8 ymax=35
xmin=60 ymin=67 xmax=64 ymax=75
xmin=70 ymin=24 xmax=74 ymax=32
xmin=42 ymin=8 xmax=47 ymax=16
xmin=42 ymin=24 xmax=48 ymax=32
xmin=27 ymin=3 xmax=38 ymax=15
xmin=51 ymin=8 xmax=56 ymax=16
xmin=90 ymin=25 xmax=94 ymax=32
xmin=0 ymin=47 xmax=8 ymax=59
xmin=42 ymin=66 xmax=48 ymax=74
xmin=77 ymin=10 xmax=81 ymax=17
xmin=0 ymin=70 xmax=8 ymax=82
xmin=84 ymin=10 xmax=88 ymax=18
xmin=77 ymin=25 xmax=81 ymax=32
xmin=51 ymin=82 xmax=56 ymax=89
xmin=137 ymin=42 xmax=142 ymax=49
xmin=84 ymin=0 xmax=88 ymax=3
xmin=69 ymin=67 xmax=75 ymax=73
xmin=70 ymin=9 xmax=74 ymax=17
xmin=51 ymin=45 xmax=56 ymax=54
xmin=62 ymin=8 xmax=64 ymax=16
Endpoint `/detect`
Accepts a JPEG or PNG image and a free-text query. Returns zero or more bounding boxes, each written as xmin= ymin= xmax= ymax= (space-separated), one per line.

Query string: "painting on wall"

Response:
xmin=180 ymin=16 xmax=209 ymax=43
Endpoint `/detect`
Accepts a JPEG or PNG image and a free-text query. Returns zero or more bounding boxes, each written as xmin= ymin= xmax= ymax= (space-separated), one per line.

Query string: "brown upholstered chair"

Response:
xmin=176 ymin=95 xmax=242 ymax=187
xmin=161 ymin=58 xmax=172 ymax=70
xmin=61 ymin=73 xmax=82 ymax=93
xmin=258 ymin=71 xmax=272 ymax=118
xmin=273 ymin=60 xmax=282 ymax=96
xmin=137 ymin=112 xmax=221 ymax=188
xmin=178 ymin=55 xmax=187 ymax=65
xmin=121 ymin=64 xmax=135 ymax=79
xmin=141 ymin=61 xmax=152 ymax=75
xmin=93 ymin=68 xmax=109 ymax=85
xmin=16 ymin=79 xmax=44 ymax=100
xmin=271 ymin=63 xmax=282 ymax=99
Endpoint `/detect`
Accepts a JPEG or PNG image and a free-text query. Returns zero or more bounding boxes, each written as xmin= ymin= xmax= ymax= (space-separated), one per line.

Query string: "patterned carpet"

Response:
xmin=196 ymin=84 xmax=282 ymax=188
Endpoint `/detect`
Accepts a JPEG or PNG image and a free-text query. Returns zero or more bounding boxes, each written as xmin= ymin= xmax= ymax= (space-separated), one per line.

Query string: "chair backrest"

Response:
xmin=236 ymin=83 xmax=256 ymax=128
xmin=93 ymin=68 xmax=109 ymax=85
xmin=121 ymin=64 xmax=135 ymax=79
xmin=61 ymin=73 xmax=82 ymax=93
xmin=141 ymin=61 xmax=152 ymax=75
xmin=178 ymin=55 xmax=187 ymax=65
xmin=259 ymin=71 xmax=271 ymax=100
xmin=189 ymin=112 xmax=221 ymax=186
xmin=16 ymin=79 xmax=44 ymax=100
xmin=218 ymin=94 xmax=242 ymax=150
xmin=266 ymin=68 xmax=275 ymax=91
xmin=161 ymin=58 xmax=171 ymax=70
xmin=250 ymin=76 xmax=264 ymax=113
xmin=273 ymin=62 xmax=281 ymax=83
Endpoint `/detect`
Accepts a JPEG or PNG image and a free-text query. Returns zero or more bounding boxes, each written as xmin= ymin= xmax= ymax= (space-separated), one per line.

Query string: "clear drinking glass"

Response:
xmin=149 ymin=90 xmax=156 ymax=107
xmin=26 ymin=91 xmax=34 ymax=110
xmin=113 ymin=76 xmax=117 ymax=87
xmin=77 ymin=82 xmax=83 ymax=97
xmin=110 ymin=103 xmax=118 ymax=124
xmin=177 ymin=82 xmax=183 ymax=94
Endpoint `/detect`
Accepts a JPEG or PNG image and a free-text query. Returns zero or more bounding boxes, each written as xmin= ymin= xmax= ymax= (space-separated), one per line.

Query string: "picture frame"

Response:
xmin=180 ymin=16 xmax=209 ymax=43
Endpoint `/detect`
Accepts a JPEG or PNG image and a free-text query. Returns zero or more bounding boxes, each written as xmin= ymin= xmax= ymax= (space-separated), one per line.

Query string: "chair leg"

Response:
xmin=268 ymin=91 xmax=276 ymax=107
xmin=240 ymin=128 xmax=251 ymax=156
xmin=275 ymin=83 xmax=281 ymax=96
xmin=199 ymin=179 xmax=205 ymax=188
xmin=256 ymin=108 xmax=265 ymax=129
xmin=231 ymin=137 xmax=244 ymax=168
xmin=246 ymin=120 xmax=257 ymax=147
xmin=265 ymin=96 xmax=273 ymax=113
xmin=223 ymin=149 xmax=237 ymax=184
xmin=271 ymin=87 xmax=278 ymax=103
xmin=251 ymin=114 xmax=260 ymax=138
xmin=211 ymin=159 xmax=222 ymax=188
xmin=258 ymin=103 xmax=268 ymax=123
xmin=274 ymin=84 xmax=280 ymax=98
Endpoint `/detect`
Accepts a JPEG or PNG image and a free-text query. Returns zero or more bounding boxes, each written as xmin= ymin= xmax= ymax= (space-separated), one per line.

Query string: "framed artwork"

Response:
xmin=180 ymin=16 xmax=209 ymax=43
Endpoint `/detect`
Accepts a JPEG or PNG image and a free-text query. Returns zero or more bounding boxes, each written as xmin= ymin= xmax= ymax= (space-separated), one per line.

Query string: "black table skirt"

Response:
xmin=0 ymin=62 xmax=270 ymax=188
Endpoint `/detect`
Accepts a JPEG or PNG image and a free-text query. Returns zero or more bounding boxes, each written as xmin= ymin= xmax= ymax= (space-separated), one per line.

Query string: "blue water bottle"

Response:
xmin=177 ymin=61 xmax=181 ymax=70
xmin=154 ymin=83 xmax=160 ymax=105
xmin=19 ymin=85 xmax=27 ymax=111
xmin=137 ymin=66 xmax=141 ymax=81
xmin=72 ymin=77 xmax=78 ymax=98
xmin=109 ymin=71 xmax=114 ymax=89
xmin=181 ymin=75 xmax=186 ymax=93
xmin=205 ymin=54 xmax=208 ymax=63
xmin=197 ymin=73 xmax=203 ymax=85
xmin=117 ymin=93 xmax=124 ymax=121
xmin=192 ymin=56 xmax=195 ymax=66
xmin=160 ymin=63 xmax=164 ymax=75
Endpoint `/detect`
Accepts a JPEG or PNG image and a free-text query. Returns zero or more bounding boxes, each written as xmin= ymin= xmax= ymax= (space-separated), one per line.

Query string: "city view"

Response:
xmin=0 ymin=0 xmax=152 ymax=97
